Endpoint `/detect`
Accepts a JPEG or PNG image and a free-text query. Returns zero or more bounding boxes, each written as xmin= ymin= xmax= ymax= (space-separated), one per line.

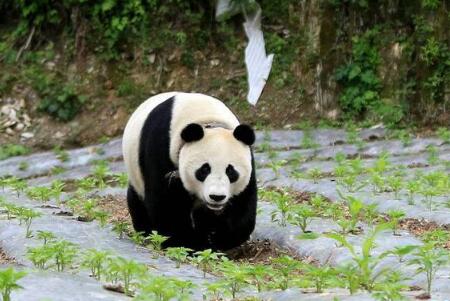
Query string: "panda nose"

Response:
xmin=209 ymin=194 xmax=226 ymax=202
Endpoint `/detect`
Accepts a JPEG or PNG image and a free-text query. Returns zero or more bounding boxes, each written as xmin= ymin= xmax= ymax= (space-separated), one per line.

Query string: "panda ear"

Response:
xmin=233 ymin=124 xmax=255 ymax=146
xmin=181 ymin=123 xmax=204 ymax=142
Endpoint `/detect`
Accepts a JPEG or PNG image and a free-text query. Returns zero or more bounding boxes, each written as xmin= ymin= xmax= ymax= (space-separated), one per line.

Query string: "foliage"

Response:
xmin=335 ymin=28 xmax=382 ymax=118
xmin=0 ymin=144 xmax=30 ymax=161
xmin=0 ymin=267 xmax=26 ymax=301
xmin=106 ymin=256 xmax=147 ymax=296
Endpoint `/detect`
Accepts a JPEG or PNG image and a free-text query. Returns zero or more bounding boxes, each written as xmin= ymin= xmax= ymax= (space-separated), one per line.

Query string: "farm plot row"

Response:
xmin=0 ymin=128 xmax=448 ymax=300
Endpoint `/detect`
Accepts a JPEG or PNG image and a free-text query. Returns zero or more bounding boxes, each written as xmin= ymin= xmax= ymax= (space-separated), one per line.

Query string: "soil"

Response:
xmin=0 ymin=247 xmax=16 ymax=264
xmin=225 ymin=239 xmax=306 ymax=264
xmin=96 ymin=194 xmax=130 ymax=224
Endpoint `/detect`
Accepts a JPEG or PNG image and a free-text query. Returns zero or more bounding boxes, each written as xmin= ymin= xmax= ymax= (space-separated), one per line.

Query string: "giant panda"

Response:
xmin=122 ymin=92 xmax=257 ymax=251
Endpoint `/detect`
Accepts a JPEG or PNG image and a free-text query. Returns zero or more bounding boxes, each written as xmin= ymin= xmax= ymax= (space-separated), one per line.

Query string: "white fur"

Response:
xmin=178 ymin=128 xmax=252 ymax=210
xmin=122 ymin=92 xmax=241 ymax=198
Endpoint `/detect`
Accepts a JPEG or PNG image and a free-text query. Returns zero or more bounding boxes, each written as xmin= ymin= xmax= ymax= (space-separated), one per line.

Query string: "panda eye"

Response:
xmin=226 ymin=164 xmax=239 ymax=183
xmin=195 ymin=163 xmax=211 ymax=182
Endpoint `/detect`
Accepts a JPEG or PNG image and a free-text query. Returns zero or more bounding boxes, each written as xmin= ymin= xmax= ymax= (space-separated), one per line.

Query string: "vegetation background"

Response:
xmin=0 ymin=0 xmax=448 ymax=150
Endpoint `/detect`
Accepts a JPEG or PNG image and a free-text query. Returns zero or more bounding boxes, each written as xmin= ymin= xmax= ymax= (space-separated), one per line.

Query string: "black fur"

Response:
xmin=127 ymin=96 xmax=257 ymax=251
xmin=233 ymin=124 xmax=255 ymax=146
xmin=181 ymin=123 xmax=204 ymax=142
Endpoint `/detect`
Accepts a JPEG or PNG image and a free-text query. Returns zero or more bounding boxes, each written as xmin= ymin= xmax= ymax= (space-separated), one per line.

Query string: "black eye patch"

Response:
xmin=226 ymin=164 xmax=239 ymax=183
xmin=195 ymin=163 xmax=211 ymax=182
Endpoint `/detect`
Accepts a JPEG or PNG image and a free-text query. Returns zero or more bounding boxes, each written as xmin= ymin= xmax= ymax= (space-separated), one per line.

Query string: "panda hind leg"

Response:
xmin=127 ymin=185 xmax=151 ymax=234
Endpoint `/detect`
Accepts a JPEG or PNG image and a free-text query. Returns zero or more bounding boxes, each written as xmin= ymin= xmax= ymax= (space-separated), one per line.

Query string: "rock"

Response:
xmin=21 ymin=132 xmax=34 ymax=139
xmin=210 ymin=59 xmax=220 ymax=66
xmin=6 ymin=128 xmax=14 ymax=135
xmin=149 ymin=53 xmax=156 ymax=64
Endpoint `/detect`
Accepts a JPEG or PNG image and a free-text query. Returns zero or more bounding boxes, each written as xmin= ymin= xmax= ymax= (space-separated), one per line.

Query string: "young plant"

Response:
xmin=307 ymin=168 xmax=322 ymax=184
xmin=338 ymin=174 xmax=366 ymax=192
xmin=81 ymin=249 xmax=111 ymax=280
xmin=289 ymin=204 xmax=315 ymax=233
xmin=112 ymin=221 xmax=129 ymax=239
xmin=408 ymin=243 xmax=448 ymax=297
xmin=26 ymin=244 xmax=54 ymax=269
xmin=386 ymin=175 xmax=403 ymax=199
xmin=301 ymin=130 xmax=319 ymax=149
xmin=426 ymin=145 xmax=439 ymax=165
xmin=245 ymin=264 xmax=274 ymax=292
xmin=36 ymin=230 xmax=56 ymax=245
xmin=106 ymin=257 xmax=147 ymax=296
xmin=135 ymin=276 xmax=194 ymax=301
xmin=166 ymin=247 xmax=192 ymax=268
xmin=382 ymin=245 xmax=418 ymax=263
xmin=340 ymin=194 xmax=364 ymax=234
xmin=387 ymin=209 xmax=405 ymax=235
xmin=0 ymin=267 xmax=26 ymax=301
xmin=130 ymin=231 xmax=147 ymax=246
xmin=18 ymin=208 xmax=41 ymax=238
xmin=304 ymin=264 xmax=336 ymax=293
xmin=271 ymin=255 xmax=302 ymax=290
xmin=270 ymin=190 xmax=293 ymax=227
xmin=192 ymin=249 xmax=223 ymax=278
xmin=26 ymin=186 xmax=53 ymax=203
xmin=18 ymin=161 xmax=28 ymax=171
xmin=94 ymin=210 xmax=109 ymax=227
xmin=218 ymin=260 xmax=249 ymax=299
xmin=147 ymin=231 xmax=169 ymax=253
xmin=51 ymin=240 xmax=77 ymax=272
xmin=406 ymin=180 xmax=422 ymax=205
xmin=91 ymin=160 xmax=110 ymax=188
xmin=112 ymin=173 xmax=128 ymax=188
xmin=267 ymin=160 xmax=286 ymax=177
xmin=436 ymin=127 xmax=450 ymax=144
xmin=50 ymin=179 xmax=65 ymax=203
xmin=328 ymin=223 xmax=393 ymax=291
xmin=10 ymin=178 xmax=27 ymax=197
xmin=53 ymin=146 xmax=70 ymax=162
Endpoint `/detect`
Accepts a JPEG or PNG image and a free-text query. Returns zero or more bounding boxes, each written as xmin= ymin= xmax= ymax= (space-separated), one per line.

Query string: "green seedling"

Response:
xmin=310 ymin=194 xmax=327 ymax=213
xmin=426 ymin=145 xmax=439 ymax=165
xmin=147 ymin=231 xmax=169 ymax=253
xmin=420 ymin=186 xmax=439 ymax=212
xmin=369 ymin=171 xmax=386 ymax=193
xmin=0 ymin=267 xmax=26 ymax=301
xmin=26 ymin=186 xmax=53 ymax=203
xmin=76 ymin=177 xmax=98 ymax=193
xmin=336 ymin=263 xmax=360 ymax=294
xmin=53 ymin=146 xmax=70 ymax=162
xmin=386 ymin=175 xmax=403 ymax=199
xmin=50 ymin=179 xmax=65 ymax=203
xmin=387 ymin=209 xmax=405 ymax=235
xmin=345 ymin=124 xmax=361 ymax=145
xmin=18 ymin=161 xmax=28 ymax=171
xmin=80 ymin=199 xmax=98 ymax=221
xmin=364 ymin=203 xmax=380 ymax=226
xmin=271 ymin=255 xmax=302 ymax=290
xmin=112 ymin=173 xmax=128 ymax=188
xmin=36 ymin=230 xmax=56 ymax=245
xmin=130 ymin=231 xmax=146 ymax=246
xmin=0 ymin=144 xmax=29 ymax=160
xmin=289 ymin=204 xmax=315 ymax=233
xmin=421 ymin=229 xmax=450 ymax=248
xmin=323 ymin=202 xmax=343 ymax=221
xmin=372 ymin=152 xmax=391 ymax=174
xmin=106 ymin=257 xmax=147 ymax=296
xmin=289 ymin=152 xmax=305 ymax=167
xmin=27 ymin=244 xmax=54 ymax=269
xmin=348 ymin=157 xmax=364 ymax=175
xmin=81 ymin=249 xmax=111 ymax=280
xmin=328 ymin=223 xmax=393 ymax=292
xmin=371 ymin=271 xmax=408 ymax=301
xmin=334 ymin=152 xmax=347 ymax=165
xmin=307 ymin=168 xmax=322 ymax=184
xmin=204 ymin=281 xmax=228 ymax=301
xmin=267 ymin=149 xmax=278 ymax=160
xmin=219 ymin=260 xmax=249 ymax=299
xmin=304 ymin=264 xmax=336 ymax=293
xmin=52 ymin=240 xmax=77 ymax=272
xmin=112 ymin=221 xmax=129 ymax=239
xmin=245 ymin=264 xmax=274 ymax=292
xmin=18 ymin=208 xmax=41 ymax=238
xmin=408 ymin=243 xmax=448 ymax=297
xmin=406 ymin=180 xmax=422 ymax=205
xmin=267 ymin=160 xmax=286 ymax=177
xmin=301 ymin=130 xmax=319 ymax=149
xmin=91 ymin=160 xmax=110 ymax=188
xmin=396 ymin=129 xmax=412 ymax=147
xmin=192 ymin=249 xmax=224 ymax=278
xmin=10 ymin=179 xmax=27 ymax=197
xmin=166 ymin=247 xmax=192 ymax=268
xmin=436 ymin=127 xmax=450 ymax=144
xmin=339 ymin=194 xmax=364 ymax=234
xmin=381 ymin=245 xmax=418 ymax=263
xmin=51 ymin=166 xmax=66 ymax=175
xmin=270 ymin=190 xmax=293 ymax=227
xmin=334 ymin=164 xmax=351 ymax=178
xmin=136 ymin=276 xmax=195 ymax=301
xmin=94 ymin=210 xmax=109 ymax=227
xmin=338 ymin=174 xmax=366 ymax=192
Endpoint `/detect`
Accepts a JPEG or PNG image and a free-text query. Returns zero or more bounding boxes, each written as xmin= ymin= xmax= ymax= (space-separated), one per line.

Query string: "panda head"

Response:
xmin=178 ymin=123 xmax=255 ymax=211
